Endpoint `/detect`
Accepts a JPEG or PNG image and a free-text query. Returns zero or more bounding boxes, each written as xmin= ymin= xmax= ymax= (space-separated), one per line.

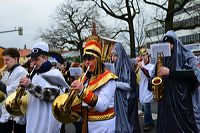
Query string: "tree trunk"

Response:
xmin=78 ymin=43 xmax=84 ymax=62
xmin=165 ymin=0 xmax=175 ymax=32
xmin=129 ymin=21 xmax=136 ymax=58
xmin=79 ymin=47 xmax=83 ymax=62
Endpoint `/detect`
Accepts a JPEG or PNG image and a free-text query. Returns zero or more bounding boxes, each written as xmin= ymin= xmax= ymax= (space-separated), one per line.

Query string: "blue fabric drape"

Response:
xmin=113 ymin=43 xmax=140 ymax=133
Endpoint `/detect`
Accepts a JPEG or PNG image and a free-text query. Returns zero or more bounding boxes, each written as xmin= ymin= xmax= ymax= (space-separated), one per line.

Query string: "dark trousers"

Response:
xmin=0 ymin=120 xmax=26 ymax=133
xmin=60 ymin=123 xmax=65 ymax=133
xmin=73 ymin=121 xmax=82 ymax=133
xmin=143 ymin=103 xmax=155 ymax=126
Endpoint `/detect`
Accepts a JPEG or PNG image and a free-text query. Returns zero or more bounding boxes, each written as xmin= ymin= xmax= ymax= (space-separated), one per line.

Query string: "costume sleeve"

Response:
xmin=27 ymin=84 xmax=60 ymax=102
xmin=6 ymin=68 xmax=28 ymax=95
xmin=169 ymin=69 xmax=200 ymax=90
xmin=116 ymin=81 xmax=131 ymax=91
xmin=79 ymin=80 xmax=116 ymax=112
xmin=116 ymin=70 xmax=132 ymax=91
xmin=169 ymin=69 xmax=199 ymax=83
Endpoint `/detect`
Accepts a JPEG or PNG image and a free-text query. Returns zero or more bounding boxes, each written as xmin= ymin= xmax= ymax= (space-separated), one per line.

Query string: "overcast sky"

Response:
xmin=0 ymin=0 xmax=155 ymax=50
xmin=0 ymin=0 xmax=65 ymax=49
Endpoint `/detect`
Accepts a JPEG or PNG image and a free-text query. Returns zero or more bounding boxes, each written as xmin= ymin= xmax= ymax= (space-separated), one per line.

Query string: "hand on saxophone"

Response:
xmin=157 ymin=66 xmax=169 ymax=77
xmin=70 ymin=80 xmax=84 ymax=93
xmin=19 ymin=77 xmax=31 ymax=88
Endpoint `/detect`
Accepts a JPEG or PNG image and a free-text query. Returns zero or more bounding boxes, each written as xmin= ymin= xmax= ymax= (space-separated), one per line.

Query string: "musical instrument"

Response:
xmin=52 ymin=66 xmax=90 ymax=123
xmin=0 ymin=64 xmax=7 ymax=103
xmin=0 ymin=65 xmax=7 ymax=80
xmin=0 ymin=92 xmax=5 ymax=103
xmin=134 ymin=57 xmax=142 ymax=85
xmin=0 ymin=48 xmax=7 ymax=103
xmin=101 ymin=38 xmax=115 ymax=62
xmin=5 ymin=65 xmax=36 ymax=116
xmin=151 ymin=52 xmax=164 ymax=101
xmin=89 ymin=22 xmax=115 ymax=62
xmin=134 ymin=56 xmax=142 ymax=72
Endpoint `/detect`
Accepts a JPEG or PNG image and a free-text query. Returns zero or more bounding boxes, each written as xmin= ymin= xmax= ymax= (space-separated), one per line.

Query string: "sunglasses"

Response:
xmin=32 ymin=48 xmax=39 ymax=53
xmin=83 ymin=54 xmax=95 ymax=61
xmin=32 ymin=48 xmax=46 ymax=54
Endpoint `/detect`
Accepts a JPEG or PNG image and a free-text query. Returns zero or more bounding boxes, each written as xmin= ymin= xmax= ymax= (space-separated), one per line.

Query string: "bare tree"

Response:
xmin=134 ymin=10 xmax=147 ymax=49
xmin=91 ymin=0 xmax=140 ymax=57
xmin=39 ymin=0 xmax=112 ymax=57
xmin=143 ymin=0 xmax=200 ymax=32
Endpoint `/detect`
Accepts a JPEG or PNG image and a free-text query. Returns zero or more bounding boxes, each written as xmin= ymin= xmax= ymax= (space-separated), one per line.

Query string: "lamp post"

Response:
xmin=0 ymin=27 xmax=23 ymax=36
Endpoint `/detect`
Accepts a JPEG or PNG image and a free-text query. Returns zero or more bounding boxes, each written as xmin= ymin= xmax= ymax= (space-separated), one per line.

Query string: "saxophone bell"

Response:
xmin=152 ymin=77 xmax=162 ymax=86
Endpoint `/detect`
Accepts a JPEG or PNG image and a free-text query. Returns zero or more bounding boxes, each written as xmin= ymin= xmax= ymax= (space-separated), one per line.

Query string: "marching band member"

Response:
xmin=0 ymin=48 xmax=28 ymax=133
xmin=19 ymin=42 xmax=65 ymax=133
xmin=70 ymin=34 xmax=117 ymax=133
xmin=137 ymin=48 xmax=155 ymax=132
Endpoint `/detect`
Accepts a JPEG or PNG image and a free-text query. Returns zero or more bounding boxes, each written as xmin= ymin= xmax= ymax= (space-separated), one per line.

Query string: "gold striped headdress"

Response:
xmin=83 ymin=35 xmax=102 ymax=58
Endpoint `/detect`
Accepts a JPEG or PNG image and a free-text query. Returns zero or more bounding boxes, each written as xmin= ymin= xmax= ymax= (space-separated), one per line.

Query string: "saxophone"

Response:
xmin=151 ymin=52 xmax=164 ymax=101
xmin=52 ymin=66 xmax=90 ymax=123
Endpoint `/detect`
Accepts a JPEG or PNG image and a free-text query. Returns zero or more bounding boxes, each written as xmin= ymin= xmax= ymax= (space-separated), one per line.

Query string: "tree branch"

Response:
xmin=143 ymin=0 xmax=168 ymax=11
xmin=111 ymin=29 xmax=129 ymax=38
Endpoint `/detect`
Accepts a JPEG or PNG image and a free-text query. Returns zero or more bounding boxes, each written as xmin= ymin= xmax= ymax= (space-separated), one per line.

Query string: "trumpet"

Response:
xmin=5 ymin=65 xmax=36 ymax=116
xmin=52 ymin=66 xmax=90 ymax=123
xmin=135 ymin=66 xmax=140 ymax=73
xmin=135 ymin=56 xmax=143 ymax=72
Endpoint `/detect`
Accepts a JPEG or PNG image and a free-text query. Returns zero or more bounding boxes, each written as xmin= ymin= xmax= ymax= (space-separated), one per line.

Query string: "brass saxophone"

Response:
xmin=5 ymin=65 xmax=36 ymax=116
xmin=52 ymin=66 xmax=90 ymax=123
xmin=151 ymin=52 xmax=164 ymax=101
